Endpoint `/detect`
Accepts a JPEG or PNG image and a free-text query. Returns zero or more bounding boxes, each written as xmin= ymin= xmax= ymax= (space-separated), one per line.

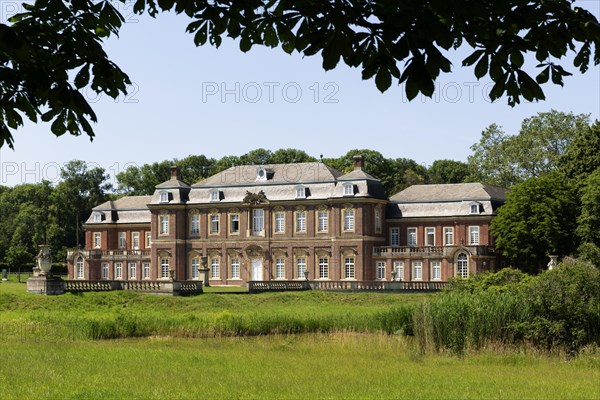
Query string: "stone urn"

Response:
xmin=36 ymin=245 xmax=53 ymax=276
xmin=547 ymin=255 xmax=558 ymax=270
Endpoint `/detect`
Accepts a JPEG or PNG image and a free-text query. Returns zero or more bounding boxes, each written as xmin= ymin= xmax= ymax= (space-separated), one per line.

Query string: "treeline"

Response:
xmin=0 ymin=110 xmax=598 ymax=272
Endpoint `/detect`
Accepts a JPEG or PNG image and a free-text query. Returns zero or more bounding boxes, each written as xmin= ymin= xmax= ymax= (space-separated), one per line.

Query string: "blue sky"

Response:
xmin=0 ymin=0 xmax=599 ymax=187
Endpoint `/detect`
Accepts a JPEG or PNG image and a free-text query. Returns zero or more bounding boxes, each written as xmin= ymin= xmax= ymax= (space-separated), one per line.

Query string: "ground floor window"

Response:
xmin=115 ymin=262 xmax=123 ymax=279
xmin=376 ymin=261 xmax=386 ymax=280
xmin=210 ymin=258 xmax=220 ymax=279
xmin=457 ymin=253 xmax=469 ymax=279
xmin=318 ymin=257 xmax=329 ymax=279
xmin=344 ymin=257 xmax=355 ymax=279
xmin=275 ymin=258 xmax=285 ymax=279
xmin=412 ymin=261 xmax=422 ymax=281
xmin=393 ymin=261 xmax=404 ymax=281
xmin=76 ymin=257 xmax=84 ymax=279
xmin=231 ymin=259 xmax=240 ymax=279
xmin=297 ymin=257 xmax=307 ymax=279
xmin=160 ymin=259 xmax=169 ymax=279
xmin=101 ymin=262 xmax=109 ymax=279
xmin=191 ymin=258 xmax=199 ymax=279
xmin=143 ymin=263 xmax=150 ymax=279
xmin=432 ymin=260 xmax=441 ymax=281
xmin=128 ymin=262 xmax=137 ymax=279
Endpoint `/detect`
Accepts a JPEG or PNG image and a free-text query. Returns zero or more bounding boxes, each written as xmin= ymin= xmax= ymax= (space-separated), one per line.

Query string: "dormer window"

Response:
xmin=343 ymin=183 xmax=355 ymax=196
xmin=159 ymin=191 xmax=169 ymax=203
xmin=93 ymin=212 xmax=104 ymax=222
xmin=256 ymin=166 xmax=267 ymax=181
xmin=469 ymin=202 xmax=481 ymax=214
xmin=295 ymin=185 xmax=306 ymax=199
xmin=210 ymin=189 xmax=221 ymax=202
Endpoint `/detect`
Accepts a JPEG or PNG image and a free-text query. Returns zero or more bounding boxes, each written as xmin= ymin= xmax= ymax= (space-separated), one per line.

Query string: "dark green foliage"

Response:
xmin=576 ymin=168 xmax=600 ymax=247
xmin=427 ymin=159 xmax=471 ymax=184
xmin=561 ymin=121 xmax=600 ymax=186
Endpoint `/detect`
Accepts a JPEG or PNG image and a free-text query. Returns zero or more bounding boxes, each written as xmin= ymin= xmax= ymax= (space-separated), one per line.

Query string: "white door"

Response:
xmin=251 ymin=258 xmax=263 ymax=281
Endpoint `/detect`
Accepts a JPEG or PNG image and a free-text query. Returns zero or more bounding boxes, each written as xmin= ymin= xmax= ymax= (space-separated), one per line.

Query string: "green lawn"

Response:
xmin=1 ymin=334 xmax=598 ymax=400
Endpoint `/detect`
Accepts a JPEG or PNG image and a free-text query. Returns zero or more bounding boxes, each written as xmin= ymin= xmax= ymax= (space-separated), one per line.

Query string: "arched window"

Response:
xmin=457 ymin=253 xmax=469 ymax=279
xmin=76 ymin=256 xmax=84 ymax=279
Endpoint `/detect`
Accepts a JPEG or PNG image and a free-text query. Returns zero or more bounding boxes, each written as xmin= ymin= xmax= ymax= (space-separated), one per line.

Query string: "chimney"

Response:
xmin=170 ymin=165 xmax=181 ymax=180
xmin=353 ymin=155 xmax=364 ymax=170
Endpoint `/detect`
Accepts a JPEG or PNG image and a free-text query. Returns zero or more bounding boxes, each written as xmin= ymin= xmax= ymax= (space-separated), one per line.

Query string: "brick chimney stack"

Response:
xmin=353 ymin=155 xmax=364 ymax=170
xmin=170 ymin=166 xmax=181 ymax=180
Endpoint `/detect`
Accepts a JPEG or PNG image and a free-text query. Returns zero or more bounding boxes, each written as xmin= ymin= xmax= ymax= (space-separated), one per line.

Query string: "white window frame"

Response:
xmin=296 ymin=211 xmax=306 ymax=233
xmin=160 ymin=258 xmax=169 ymax=279
xmin=407 ymin=227 xmax=417 ymax=247
xmin=412 ymin=261 xmax=422 ymax=281
xmin=143 ymin=262 xmax=150 ymax=279
xmin=295 ymin=186 xmax=306 ymax=199
xmin=252 ymin=209 xmax=264 ymax=235
xmin=118 ymin=232 xmax=126 ymax=249
xmin=374 ymin=208 xmax=382 ymax=233
xmin=159 ymin=191 xmax=169 ymax=203
xmin=160 ymin=215 xmax=169 ymax=235
xmin=93 ymin=212 xmax=102 ymax=222
xmin=469 ymin=226 xmax=480 ymax=245
xmin=230 ymin=258 xmax=240 ymax=279
xmin=317 ymin=210 xmax=328 ymax=232
xmin=275 ymin=258 xmax=285 ymax=279
xmin=191 ymin=258 xmax=200 ymax=279
xmin=128 ymin=262 xmax=137 ymax=279
xmin=210 ymin=257 xmax=220 ymax=279
xmin=210 ymin=214 xmax=220 ymax=235
xmin=390 ymin=228 xmax=400 ymax=246
xmin=229 ymin=214 xmax=240 ymax=234
xmin=343 ymin=183 xmax=354 ymax=196
xmin=94 ymin=232 xmax=101 ymax=249
xmin=115 ymin=262 xmax=123 ymax=280
xmin=457 ymin=253 xmax=469 ymax=279
xmin=444 ymin=227 xmax=454 ymax=246
xmin=210 ymin=189 xmax=220 ymax=202
xmin=425 ymin=227 xmax=435 ymax=247
xmin=76 ymin=257 xmax=84 ymax=279
xmin=274 ymin=212 xmax=285 ymax=233
xmin=145 ymin=232 xmax=151 ymax=248
xmin=296 ymin=257 xmax=307 ymax=279
xmin=393 ymin=261 xmax=404 ymax=281
xmin=376 ymin=261 xmax=386 ymax=280
xmin=344 ymin=257 xmax=355 ymax=279
xmin=469 ymin=202 xmax=480 ymax=214
xmin=190 ymin=215 xmax=200 ymax=236
xmin=101 ymin=262 xmax=109 ymax=280
xmin=432 ymin=260 xmax=441 ymax=281
xmin=343 ymin=209 xmax=355 ymax=232
xmin=132 ymin=232 xmax=140 ymax=250
xmin=318 ymin=257 xmax=329 ymax=279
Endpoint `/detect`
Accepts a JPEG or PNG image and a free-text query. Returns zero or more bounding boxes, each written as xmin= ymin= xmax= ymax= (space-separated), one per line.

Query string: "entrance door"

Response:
xmin=251 ymin=258 xmax=263 ymax=281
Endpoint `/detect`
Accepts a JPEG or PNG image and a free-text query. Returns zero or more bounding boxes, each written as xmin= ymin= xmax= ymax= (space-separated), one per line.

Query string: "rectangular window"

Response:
xmin=318 ymin=257 xmax=329 ymax=279
xmin=296 ymin=211 xmax=306 ymax=232
xmin=94 ymin=232 xmax=101 ymax=249
xmin=425 ymin=227 xmax=435 ymax=246
xmin=297 ymin=257 xmax=307 ymax=279
xmin=296 ymin=187 xmax=306 ymax=198
xmin=376 ymin=261 xmax=386 ymax=280
xmin=145 ymin=232 xmax=151 ymax=248
xmin=128 ymin=262 xmax=137 ymax=279
xmin=407 ymin=228 xmax=417 ymax=247
xmin=274 ymin=212 xmax=285 ymax=233
xmin=469 ymin=226 xmax=480 ymax=245
xmin=191 ymin=258 xmax=199 ymax=279
xmin=229 ymin=214 xmax=240 ymax=234
xmin=444 ymin=227 xmax=454 ymax=246
xmin=375 ymin=208 xmax=382 ymax=233
xmin=101 ymin=263 xmax=109 ymax=280
xmin=143 ymin=263 xmax=150 ymax=279
xmin=132 ymin=232 xmax=140 ymax=250
xmin=344 ymin=257 xmax=355 ymax=279
xmin=160 ymin=215 xmax=169 ymax=235
xmin=343 ymin=184 xmax=354 ymax=196
xmin=317 ymin=210 xmax=328 ymax=232
xmin=160 ymin=259 xmax=169 ymax=279
xmin=118 ymin=232 xmax=126 ymax=249
xmin=190 ymin=215 xmax=200 ymax=235
xmin=115 ymin=262 xmax=123 ymax=279
xmin=412 ymin=261 xmax=422 ymax=281
xmin=275 ymin=258 xmax=285 ymax=279
xmin=393 ymin=261 xmax=404 ymax=281
xmin=343 ymin=209 xmax=355 ymax=231
xmin=210 ymin=258 xmax=220 ymax=279
xmin=253 ymin=209 xmax=264 ymax=234
xmin=390 ymin=228 xmax=400 ymax=246
xmin=231 ymin=259 xmax=240 ymax=279
xmin=76 ymin=258 xmax=84 ymax=279
xmin=210 ymin=214 xmax=219 ymax=234
xmin=432 ymin=260 xmax=441 ymax=281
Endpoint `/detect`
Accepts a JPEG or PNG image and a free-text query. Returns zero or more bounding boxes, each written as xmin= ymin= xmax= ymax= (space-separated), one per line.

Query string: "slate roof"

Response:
xmin=86 ymin=196 xmax=152 ymax=224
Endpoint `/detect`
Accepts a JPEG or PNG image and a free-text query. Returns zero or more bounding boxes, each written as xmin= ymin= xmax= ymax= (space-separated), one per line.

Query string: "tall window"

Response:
xmin=470 ymin=203 xmax=480 ymax=214
xmin=343 ymin=209 xmax=355 ymax=231
xmin=118 ymin=232 xmax=126 ymax=249
xmin=94 ymin=232 xmax=101 ymax=248
xmin=390 ymin=228 xmax=400 ymax=246
xmin=469 ymin=226 xmax=480 ymax=245
xmin=143 ymin=263 xmax=150 ymax=279
xmin=132 ymin=232 xmax=140 ymax=250
xmin=211 ymin=258 xmax=220 ymax=279
xmin=432 ymin=261 xmax=441 ymax=280
xmin=344 ymin=257 xmax=355 ymax=279
xmin=129 ymin=262 xmax=137 ymax=279
xmin=425 ymin=227 xmax=435 ymax=246
xmin=393 ymin=261 xmax=404 ymax=281
xmin=253 ymin=209 xmax=264 ymax=234
xmin=407 ymin=228 xmax=417 ymax=247
xmin=318 ymin=257 xmax=329 ymax=279
xmin=191 ymin=258 xmax=199 ymax=279
xmin=160 ymin=191 xmax=169 ymax=203
xmin=101 ymin=262 xmax=109 ymax=279
xmin=412 ymin=261 xmax=422 ymax=281
xmin=374 ymin=208 xmax=382 ymax=233
xmin=274 ymin=212 xmax=285 ymax=233
xmin=145 ymin=232 xmax=151 ymax=248
xmin=160 ymin=215 xmax=169 ymax=235
xmin=444 ymin=227 xmax=454 ymax=246
xmin=210 ymin=190 xmax=220 ymax=202
xmin=376 ymin=261 xmax=386 ymax=280
xmin=296 ymin=186 xmax=306 ymax=199
xmin=76 ymin=257 xmax=84 ymax=279
xmin=229 ymin=214 xmax=240 ymax=234
xmin=317 ymin=210 xmax=328 ymax=232
xmin=231 ymin=259 xmax=240 ymax=279
xmin=297 ymin=257 xmax=307 ymax=279
xmin=210 ymin=214 xmax=219 ymax=234
xmin=457 ymin=253 xmax=468 ymax=279
xmin=115 ymin=262 xmax=123 ymax=279
xmin=190 ymin=215 xmax=200 ymax=235
xmin=296 ymin=211 xmax=306 ymax=232
xmin=275 ymin=258 xmax=285 ymax=279
xmin=160 ymin=259 xmax=169 ymax=279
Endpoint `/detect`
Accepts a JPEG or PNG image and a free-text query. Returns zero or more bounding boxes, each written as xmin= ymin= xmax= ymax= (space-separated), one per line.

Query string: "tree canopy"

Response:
xmin=1 ymin=0 xmax=599 ymax=148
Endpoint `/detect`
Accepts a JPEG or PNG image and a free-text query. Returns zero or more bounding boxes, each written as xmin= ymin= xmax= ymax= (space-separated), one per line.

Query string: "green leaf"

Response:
xmin=194 ymin=24 xmax=207 ymax=46
xmin=510 ymin=51 xmax=524 ymax=68
xmin=474 ymin=54 xmax=488 ymax=79
xmin=74 ymin=65 xmax=90 ymax=89
xmin=536 ymin=66 xmax=550 ymax=84
xmin=240 ymin=35 xmax=252 ymax=52
xmin=375 ymin=67 xmax=392 ymax=93
xmin=462 ymin=50 xmax=484 ymax=67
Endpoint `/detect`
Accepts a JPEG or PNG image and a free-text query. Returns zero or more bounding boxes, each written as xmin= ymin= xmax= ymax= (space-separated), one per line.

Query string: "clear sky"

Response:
xmin=0 ymin=0 xmax=599 ymax=187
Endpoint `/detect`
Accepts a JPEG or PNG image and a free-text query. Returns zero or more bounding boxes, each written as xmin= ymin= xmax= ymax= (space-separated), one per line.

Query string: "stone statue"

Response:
xmin=243 ymin=190 xmax=268 ymax=205
xmin=547 ymin=255 xmax=558 ymax=270
xmin=35 ymin=245 xmax=53 ymax=276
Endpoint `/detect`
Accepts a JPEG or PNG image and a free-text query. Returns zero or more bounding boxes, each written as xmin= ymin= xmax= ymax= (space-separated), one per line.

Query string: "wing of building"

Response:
xmin=68 ymin=158 xmax=507 ymax=284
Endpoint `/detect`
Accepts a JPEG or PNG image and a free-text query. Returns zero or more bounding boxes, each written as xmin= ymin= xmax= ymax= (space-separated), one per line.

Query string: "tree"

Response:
xmin=576 ymin=168 xmax=600 ymax=248
xmin=2 ymin=0 xmax=599 ymax=148
xmin=468 ymin=111 xmax=591 ymax=187
xmin=491 ymin=172 xmax=579 ymax=273
xmin=427 ymin=159 xmax=470 ymax=184
xmin=269 ymin=148 xmax=317 ymax=164
xmin=116 ymin=161 xmax=171 ymax=195
xmin=561 ymin=121 xmax=600 ymax=187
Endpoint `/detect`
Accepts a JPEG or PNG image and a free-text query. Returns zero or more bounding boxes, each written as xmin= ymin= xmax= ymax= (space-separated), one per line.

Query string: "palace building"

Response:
xmin=67 ymin=157 xmax=507 ymax=285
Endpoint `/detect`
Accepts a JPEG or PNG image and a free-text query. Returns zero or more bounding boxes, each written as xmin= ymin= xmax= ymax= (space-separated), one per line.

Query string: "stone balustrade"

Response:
xmin=64 ymin=280 xmax=202 ymax=295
